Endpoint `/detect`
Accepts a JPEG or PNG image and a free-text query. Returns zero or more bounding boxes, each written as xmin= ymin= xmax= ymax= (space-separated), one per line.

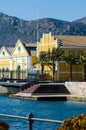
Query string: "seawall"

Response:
xmin=1 ymin=82 xmax=86 ymax=102
xmin=65 ymin=82 xmax=86 ymax=96
xmin=0 ymin=85 xmax=8 ymax=94
xmin=0 ymin=85 xmax=20 ymax=94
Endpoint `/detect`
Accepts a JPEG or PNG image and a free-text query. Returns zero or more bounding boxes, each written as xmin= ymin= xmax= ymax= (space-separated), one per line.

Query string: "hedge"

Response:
xmin=0 ymin=119 xmax=9 ymax=130
xmin=57 ymin=113 xmax=86 ymax=130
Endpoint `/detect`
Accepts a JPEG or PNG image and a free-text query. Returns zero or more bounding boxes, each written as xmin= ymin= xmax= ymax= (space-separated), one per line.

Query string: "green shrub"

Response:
xmin=0 ymin=119 xmax=9 ymax=130
xmin=57 ymin=113 xmax=86 ymax=130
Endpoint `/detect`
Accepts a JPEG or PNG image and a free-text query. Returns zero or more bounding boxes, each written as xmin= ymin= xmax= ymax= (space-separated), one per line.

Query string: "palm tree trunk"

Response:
xmin=41 ymin=64 xmax=44 ymax=81
xmin=70 ymin=64 xmax=72 ymax=81
xmin=52 ymin=69 xmax=54 ymax=82
xmin=52 ymin=62 xmax=55 ymax=82
xmin=83 ymin=65 xmax=86 ymax=81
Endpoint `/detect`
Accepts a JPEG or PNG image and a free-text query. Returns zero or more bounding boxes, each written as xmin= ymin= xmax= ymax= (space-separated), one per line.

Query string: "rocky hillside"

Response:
xmin=0 ymin=12 xmax=86 ymax=47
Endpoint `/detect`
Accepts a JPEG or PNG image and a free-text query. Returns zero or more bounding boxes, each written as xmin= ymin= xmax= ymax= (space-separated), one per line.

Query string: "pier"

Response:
xmin=0 ymin=80 xmax=30 ymax=94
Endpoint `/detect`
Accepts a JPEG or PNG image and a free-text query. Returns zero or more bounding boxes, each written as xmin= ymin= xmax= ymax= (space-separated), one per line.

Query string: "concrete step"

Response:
xmin=22 ymin=84 xmax=40 ymax=93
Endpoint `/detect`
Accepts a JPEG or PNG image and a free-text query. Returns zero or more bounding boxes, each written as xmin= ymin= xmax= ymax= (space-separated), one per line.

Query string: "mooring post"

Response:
xmin=27 ymin=113 xmax=34 ymax=130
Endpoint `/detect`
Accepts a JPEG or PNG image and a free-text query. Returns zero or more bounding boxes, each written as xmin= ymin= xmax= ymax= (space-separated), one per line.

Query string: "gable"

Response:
xmin=0 ymin=47 xmax=10 ymax=58
xmin=12 ymin=39 xmax=29 ymax=57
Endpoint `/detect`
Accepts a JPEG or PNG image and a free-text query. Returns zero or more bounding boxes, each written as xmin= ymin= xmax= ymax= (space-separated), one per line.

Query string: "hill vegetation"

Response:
xmin=0 ymin=12 xmax=86 ymax=46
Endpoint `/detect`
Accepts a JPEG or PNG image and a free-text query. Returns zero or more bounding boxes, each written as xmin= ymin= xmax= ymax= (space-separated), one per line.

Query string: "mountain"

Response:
xmin=73 ymin=17 xmax=86 ymax=24
xmin=0 ymin=12 xmax=86 ymax=47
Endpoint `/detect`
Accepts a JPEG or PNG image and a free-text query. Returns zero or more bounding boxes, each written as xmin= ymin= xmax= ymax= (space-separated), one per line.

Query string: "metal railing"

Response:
xmin=0 ymin=113 xmax=63 ymax=130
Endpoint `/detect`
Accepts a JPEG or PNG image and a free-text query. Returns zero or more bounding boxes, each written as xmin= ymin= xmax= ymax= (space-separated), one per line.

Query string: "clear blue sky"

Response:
xmin=0 ymin=0 xmax=86 ymax=21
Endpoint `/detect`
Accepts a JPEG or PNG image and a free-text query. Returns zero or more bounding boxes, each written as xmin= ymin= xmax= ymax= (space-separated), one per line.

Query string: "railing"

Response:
xmin=0 ymin=113 xmax=63 ymax=130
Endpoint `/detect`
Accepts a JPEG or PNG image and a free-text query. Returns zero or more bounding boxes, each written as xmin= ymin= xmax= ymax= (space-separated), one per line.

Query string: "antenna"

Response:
xmin=36 ymin=7 xmax=39 ymax=58
xmin=36 ymin=7 xmax=39 ymax=70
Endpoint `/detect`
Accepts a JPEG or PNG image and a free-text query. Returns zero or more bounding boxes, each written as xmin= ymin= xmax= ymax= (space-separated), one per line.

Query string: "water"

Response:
xmin=0 ymin=95 xmax=86 ymax=130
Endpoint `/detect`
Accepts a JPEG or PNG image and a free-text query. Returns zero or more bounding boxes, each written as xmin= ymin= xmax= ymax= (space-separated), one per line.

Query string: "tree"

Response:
xmin=36 ymin=51 xmax=47 ymax=80
xmin=64 ymin=54 xmax=80 ymax=81
xmin=57 ymin=113 xmax=86 ymax=130
xmin=34 ymin=47 xmax=62 ymax=81
xmin=80 ymin=51 xmax=86 ymax=81
xmin=46 ymin=47 xmax=62 ymax=82
xmin=0 ymin=119 xmax=9 ymax=130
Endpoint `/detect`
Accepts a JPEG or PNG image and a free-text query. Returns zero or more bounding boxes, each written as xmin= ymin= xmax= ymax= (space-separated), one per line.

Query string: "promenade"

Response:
xmin=9 ymin=82 xmax=86 ymax=102
xmin=9 ymin=93 xmax=86 ymax=102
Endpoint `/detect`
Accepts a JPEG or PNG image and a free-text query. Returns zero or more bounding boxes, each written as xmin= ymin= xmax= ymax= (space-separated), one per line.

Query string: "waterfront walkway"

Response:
xmin=9 ymin=82 xmax=86 ymax=102
xmin=10 ymin=92 xmax=86 ymax=102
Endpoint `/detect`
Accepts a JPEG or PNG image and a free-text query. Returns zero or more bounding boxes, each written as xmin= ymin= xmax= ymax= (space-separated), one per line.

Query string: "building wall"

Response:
xmin=38 ymin=32 xmax=57 ymax=54
xmin=37 ymin=33 xmax=86 ymax=81
xmin=38 ymin=32 xmax=58 ymax=81
xmin=0 ymin=40 xmax=36 ymax=79
xmin=59 ymin=47 xmax=85 ymax=81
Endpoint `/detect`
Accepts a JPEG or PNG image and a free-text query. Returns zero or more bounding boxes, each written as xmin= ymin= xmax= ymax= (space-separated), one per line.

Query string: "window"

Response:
xmin=3 ymin=51 xmax=5 ymax=55
xmin=2 ymin=68 xmax=5 ymax=72
xmin=17 ymin=65 xmax=21 ymax=71
xmin=18 ymin=46 xmax=21 ymax=52
xmin=6 ymin=67 xmax=9 ymax=72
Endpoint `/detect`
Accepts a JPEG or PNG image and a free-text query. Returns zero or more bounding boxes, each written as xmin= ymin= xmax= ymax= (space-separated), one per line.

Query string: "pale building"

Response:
xmin=0 ymin=39 xmax=37 ymax=79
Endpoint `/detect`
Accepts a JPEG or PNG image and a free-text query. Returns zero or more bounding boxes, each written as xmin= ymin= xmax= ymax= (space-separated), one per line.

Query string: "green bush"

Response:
xmin=57 ymin=113 xmax=86 ymax=130
xmin=0 ymin=119 xmax=9 ymax=130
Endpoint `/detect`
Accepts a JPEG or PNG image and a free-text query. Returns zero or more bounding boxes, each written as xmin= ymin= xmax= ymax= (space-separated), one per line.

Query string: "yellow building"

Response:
xmin=0 ymin=33 xmax=86 ymax=81
xmin=37 ymin=32 xmax=58 ymax=53
xmin=37 ymin=32 xmax=86 ymax=81
xmin=37 ymin=32 xmax=60 ymax=80
xmin=0 ymin=39 xmax=37 ymax=79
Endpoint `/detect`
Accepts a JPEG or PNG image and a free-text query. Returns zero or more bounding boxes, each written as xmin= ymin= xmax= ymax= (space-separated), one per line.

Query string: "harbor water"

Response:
xmin=0 ymin=95 xmax=86 ymax=130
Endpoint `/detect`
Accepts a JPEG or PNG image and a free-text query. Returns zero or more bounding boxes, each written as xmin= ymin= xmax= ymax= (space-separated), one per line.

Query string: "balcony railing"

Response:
xmin=0 ymin=113 xmax=63 ymax=130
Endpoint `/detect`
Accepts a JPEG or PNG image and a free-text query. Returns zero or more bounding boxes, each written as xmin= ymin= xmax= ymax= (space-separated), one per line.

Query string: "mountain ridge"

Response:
xmin=0 ymin=12 xmax=86 ymax=47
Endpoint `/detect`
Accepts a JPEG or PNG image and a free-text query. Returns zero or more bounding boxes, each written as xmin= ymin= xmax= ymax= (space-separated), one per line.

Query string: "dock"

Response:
xmin=9 ymin=82 xmax=86 ymax=102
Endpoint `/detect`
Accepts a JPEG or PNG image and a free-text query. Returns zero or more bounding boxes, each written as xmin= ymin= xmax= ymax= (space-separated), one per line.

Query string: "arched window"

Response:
xmin=6 ymin=68 xmax=9 ymax=72
xmin=2 ymin=68 xmax=5 ymax=72
xmin=17 ymin=65 xmax=21 ymax=71
xmin=5 ymin=68 xmax=9 ymax=78
xmin=2 ymin=68 xmax=5 ymax=78
xmin=18 ymin=46 xmax=21 ymax=52
xmin=3 ymin=51 xmax=5 ymax=55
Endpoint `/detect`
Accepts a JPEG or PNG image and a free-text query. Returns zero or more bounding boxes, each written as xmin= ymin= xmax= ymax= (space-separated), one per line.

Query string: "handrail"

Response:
xmin=31 ymin=117 xmax=62 ymax=123
xmin=0 ymin=113 xmax=63 ymax=130
xmin=0 ymin=113 xmax=28 ymax=120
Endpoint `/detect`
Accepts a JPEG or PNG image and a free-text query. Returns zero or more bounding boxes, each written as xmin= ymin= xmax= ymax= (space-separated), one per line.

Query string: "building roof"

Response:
xmin=25 ymin=43 xmax=37 ymax=47
xmin=25 ymin=44 xmax=37 ymax=56
xmin=6 ymin=47 xmax=14 ymax=54
xmin=25 ymin=46 xmax=37 ymax=56
xmin=54 ymin=35 xmax=86 ymax=46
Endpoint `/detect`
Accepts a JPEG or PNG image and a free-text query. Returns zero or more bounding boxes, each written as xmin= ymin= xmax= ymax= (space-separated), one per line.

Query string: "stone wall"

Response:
xmin=65 ymin=82 xmax=86 ymax=95
xmin=0 ymin=86 xmax=8 ymax=94
xmin=0 ymin=86 xmax=20 ymax=94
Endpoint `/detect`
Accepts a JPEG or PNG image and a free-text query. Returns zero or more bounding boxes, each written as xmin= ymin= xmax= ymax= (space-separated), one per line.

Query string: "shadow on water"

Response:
xmin=0 ymin=95 xmax=86 ymax=130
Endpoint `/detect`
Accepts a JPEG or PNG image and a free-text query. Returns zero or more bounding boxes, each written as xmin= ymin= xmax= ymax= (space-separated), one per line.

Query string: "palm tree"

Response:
xmin=80 ymin=51 xmax=86 ymax=81
xmin=35 ymin=51 xmax=47 ymax=80
xmin=64 ymin=54 xmax=80 ymax=81
xmin=46 ymin=47 xmax=62 ymax=82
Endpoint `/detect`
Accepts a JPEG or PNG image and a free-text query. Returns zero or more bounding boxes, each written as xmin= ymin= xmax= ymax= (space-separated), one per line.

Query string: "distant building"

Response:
xmin=0 ymin=33 xmax=86 ymax=81
xmin=37 ymin=32 xmax=86 ymax=81
xmin=0 ymin=39 xmax=37 ymax=79
xmin=37 ymin=32 xmax=59 ymax=80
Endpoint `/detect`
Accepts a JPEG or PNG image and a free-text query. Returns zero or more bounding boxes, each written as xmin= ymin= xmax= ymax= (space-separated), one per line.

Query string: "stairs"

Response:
xmin=22 ymin=84 xmax=40 ymax=94
xmin=33 ymin=84 xmax=70 ymax=95
xmin=22 ymin=83 xmax=70 ymax=95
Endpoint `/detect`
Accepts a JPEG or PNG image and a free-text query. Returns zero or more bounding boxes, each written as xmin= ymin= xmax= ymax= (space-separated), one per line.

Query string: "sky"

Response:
xmin=0 ymin=0 xmax=86 ymax=22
